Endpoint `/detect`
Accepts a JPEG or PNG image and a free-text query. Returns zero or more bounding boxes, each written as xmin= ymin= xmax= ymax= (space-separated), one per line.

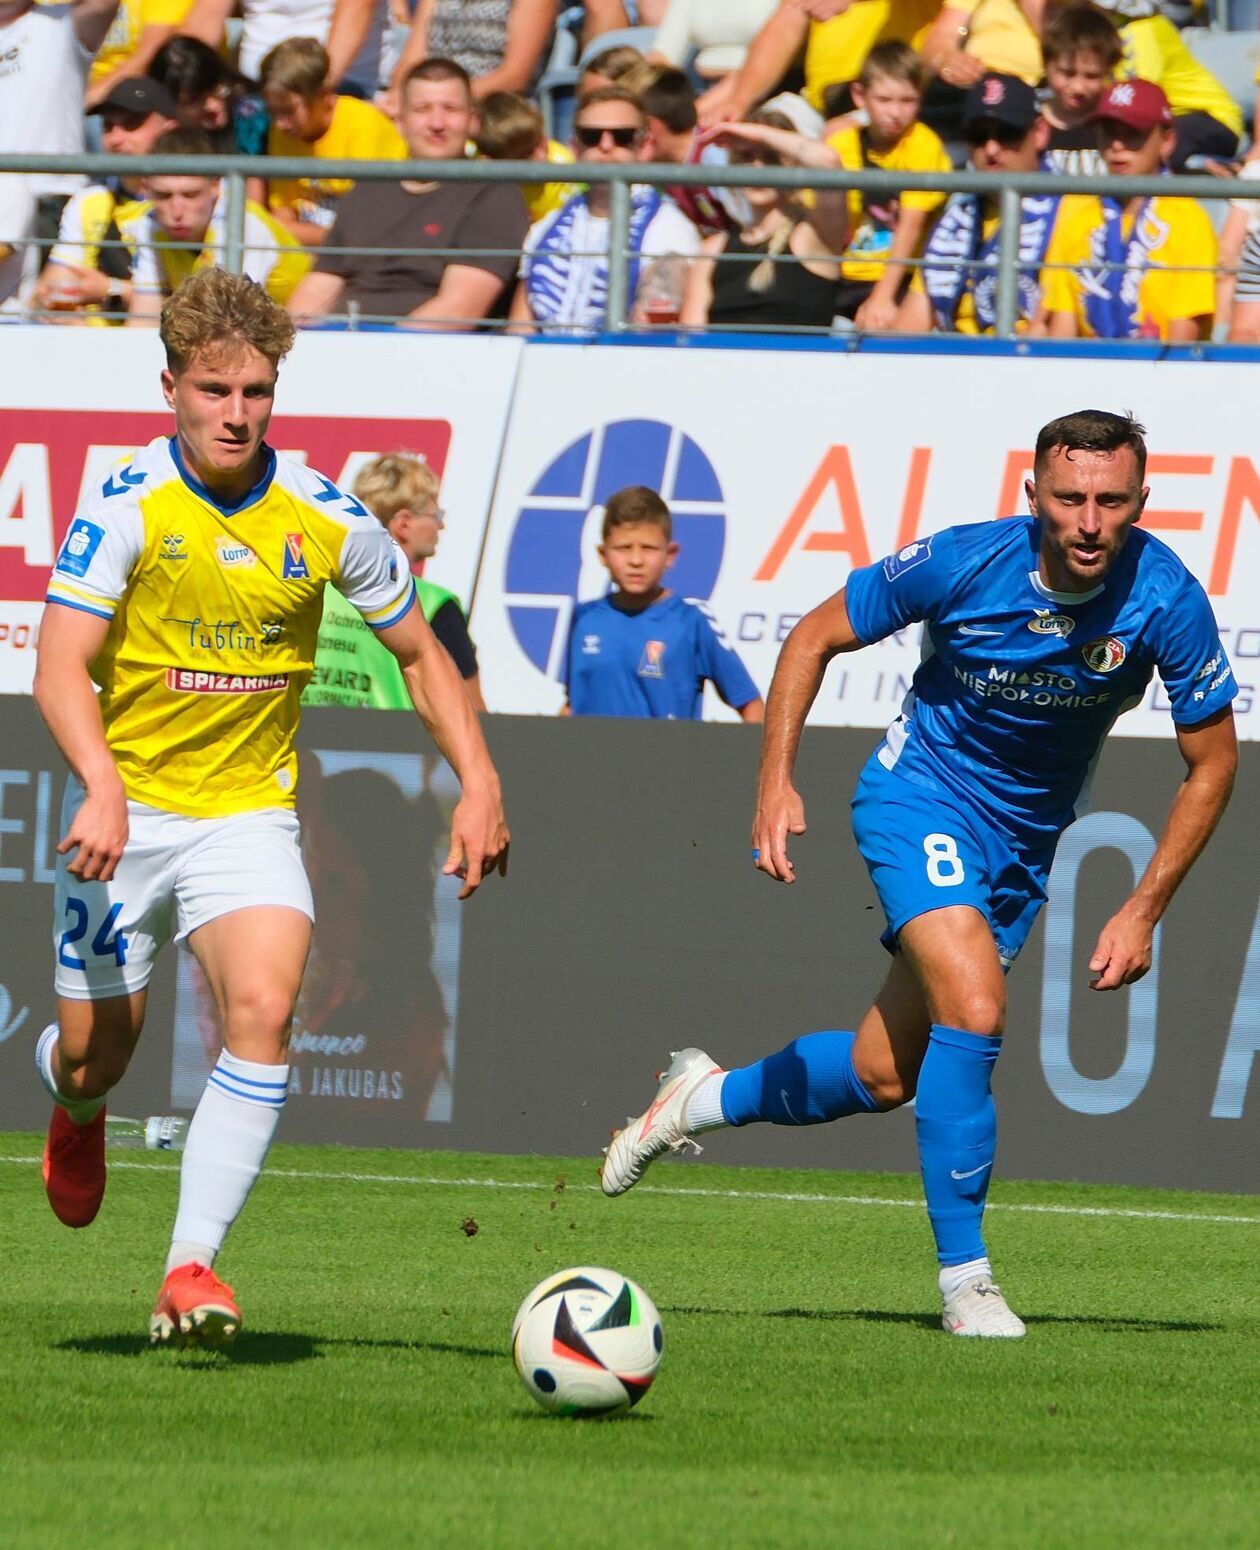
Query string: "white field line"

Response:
xmin=1 ymin=1154 xmax=1258 ymax=1227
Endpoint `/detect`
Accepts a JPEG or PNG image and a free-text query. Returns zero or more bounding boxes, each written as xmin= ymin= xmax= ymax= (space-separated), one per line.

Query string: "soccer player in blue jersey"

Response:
xmin=563 ymin=485 xmax=764 ymax=722
xmin=601 ymin=410 xmax=1238 ymax=1338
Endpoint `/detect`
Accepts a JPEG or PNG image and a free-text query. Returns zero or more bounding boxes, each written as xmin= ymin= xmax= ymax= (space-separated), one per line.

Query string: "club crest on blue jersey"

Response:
xmin=638 ymin=640 xmax=667 ymax=678
xmin=1028 ymin=611 xmax=1075 ymax=637
xmin=882 ymin=536 xmax=933 ymax=581
xmin=282 ymin=533 xmax=310 ymax=581
xmin=1081 ymin=636 xmax=1127 ymax=672
xmin=54 ymin=520 xmax=105 ymax=579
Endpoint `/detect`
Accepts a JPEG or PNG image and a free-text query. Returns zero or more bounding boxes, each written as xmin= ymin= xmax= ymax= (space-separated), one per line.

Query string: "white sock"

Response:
xmin=35 ymin=1022 xmax=106 ymax=1125
xmin=939 ymin=1256 xmax=993 ymax=1301
xmin=683 ymin=1072 xmax=728 ymax=1133
xmin=167 ymin=1050 xmax=288 ymax=1276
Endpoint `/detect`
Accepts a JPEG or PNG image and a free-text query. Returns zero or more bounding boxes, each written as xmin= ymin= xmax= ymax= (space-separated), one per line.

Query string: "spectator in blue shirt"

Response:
xmin=563 ymin=485 xmax=764 ymax=721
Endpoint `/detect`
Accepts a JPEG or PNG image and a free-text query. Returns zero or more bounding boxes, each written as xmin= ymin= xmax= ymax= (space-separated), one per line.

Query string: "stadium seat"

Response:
xmin=538 ymin=20 xmax=657 ymax=142
xmin=537 ymin=5 xmax=587 ymax=141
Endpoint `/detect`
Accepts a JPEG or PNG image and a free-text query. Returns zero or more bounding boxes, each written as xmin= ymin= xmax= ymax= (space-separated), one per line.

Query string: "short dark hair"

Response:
xmin=1041 ymin=5 xmax=1123 ymax=70
xmin=152 ymin=125 xmax=217 ymax=159
xmin=859 ymin=40 xmax=926 ymax=92
xmin=601 ymin=486 xmax=671 ymax=540
xmin=403 ymin=57 xmax=473 ymax=98
xmin=620 ymin=62 xmax=697 ymax=133
xmin=149 ymin=34 xmax=251 ymax=102
xmin=1034 ymin=410 xmax=1147 ymax=483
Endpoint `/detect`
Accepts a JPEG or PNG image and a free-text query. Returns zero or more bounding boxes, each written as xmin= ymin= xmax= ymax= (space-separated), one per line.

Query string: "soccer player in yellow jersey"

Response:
xmin=34 ymin=268 xmax=509 ymax=1348
xmin=1041 ymin=80 xmax=1216 ymax=343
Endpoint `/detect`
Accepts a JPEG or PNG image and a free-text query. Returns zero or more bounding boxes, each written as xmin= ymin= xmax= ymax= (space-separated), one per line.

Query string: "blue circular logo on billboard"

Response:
xmin=505 ymin=419 xmax=726 ymax=676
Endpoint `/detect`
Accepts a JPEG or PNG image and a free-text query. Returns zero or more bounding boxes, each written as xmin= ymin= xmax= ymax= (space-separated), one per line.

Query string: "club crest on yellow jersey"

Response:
xmin=282 ymin=533 xmax=310 ymax=580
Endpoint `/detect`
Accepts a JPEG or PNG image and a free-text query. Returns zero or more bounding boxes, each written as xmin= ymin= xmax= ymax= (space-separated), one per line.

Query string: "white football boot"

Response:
xmin=941 ymin=1276 xmax=1026 ymax=1338
xmin=601 ymin=1048 xmax=721 ymax=1197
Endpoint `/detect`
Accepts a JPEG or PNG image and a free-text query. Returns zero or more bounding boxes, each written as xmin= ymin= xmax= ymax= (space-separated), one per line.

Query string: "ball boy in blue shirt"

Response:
xmin=563 ymin=486 xmax=764 ymax=722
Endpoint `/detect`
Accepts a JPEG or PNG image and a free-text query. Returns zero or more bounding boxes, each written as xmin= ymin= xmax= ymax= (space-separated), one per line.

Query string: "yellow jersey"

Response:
xmin=827 ymin=120 xmax=951 ymax=283
xmin=803 ymin=0 xmax=940 ymax=110
xmin=45 ymin=436 xmax=415 ymax=818
xmin=1118 ymin=17 xmax=1243 ymax=138
xmin=1040 ymin=192 xmax=1217 ymax=339
xmin=946 ymin=0 xmax=1041 ymax=86
xmin=47 ymin=183 xmax=148 ymax=323
xmin=267 ymin=94 xmax=407 ymax=227
xmin=89 ymin=0 xmax=193 ymax=83
xmin=522 ymin=141 xmax=578 ymax=224
xmin=126 ymin=193 xmax=312 ymax=305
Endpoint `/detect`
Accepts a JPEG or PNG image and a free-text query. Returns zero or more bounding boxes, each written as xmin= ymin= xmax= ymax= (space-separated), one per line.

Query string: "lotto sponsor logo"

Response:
xmin=1081 ymin=636 xmax=1127 ymax=673
xmin=1028 ymin=612 xmax=1075 ymax=637
xmin=165 ymin=668 xmax=289 ymax=694
xmin=216 ymin=537 xmax=256 ymax=568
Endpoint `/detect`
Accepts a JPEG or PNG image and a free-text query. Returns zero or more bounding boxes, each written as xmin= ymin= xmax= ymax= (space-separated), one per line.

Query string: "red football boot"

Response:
xmin=150 ymin=1263 xmax=242 ymax=1349
xmin=42 ymin=1105 xmax=107 ymax=1227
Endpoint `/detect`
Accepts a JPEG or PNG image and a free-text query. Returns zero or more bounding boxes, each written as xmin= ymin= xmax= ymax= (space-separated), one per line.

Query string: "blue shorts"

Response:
xmin=850 ymin=758 xmax=1055 ymax=968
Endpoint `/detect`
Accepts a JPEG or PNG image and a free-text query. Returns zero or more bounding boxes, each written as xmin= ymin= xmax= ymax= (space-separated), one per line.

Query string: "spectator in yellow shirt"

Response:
xmin=259 ymin=36 xmax=407 ymax=249
xmin=1087 ymin=0 xmax=1241 ymax=169
xmin=826 ymin=42 xmax=951 ymax=328
xmin=86 ymin=0 xmax=194 ymax=111
xmin=474 ymin=92 xmax=577 ymax=223
xmin=1041 ymin=80 xmax=1216 ymax=341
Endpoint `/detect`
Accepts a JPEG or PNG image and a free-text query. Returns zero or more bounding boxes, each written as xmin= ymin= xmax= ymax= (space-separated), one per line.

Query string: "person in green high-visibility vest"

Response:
xmin=303 ymin=454 xmax=485 ymax=711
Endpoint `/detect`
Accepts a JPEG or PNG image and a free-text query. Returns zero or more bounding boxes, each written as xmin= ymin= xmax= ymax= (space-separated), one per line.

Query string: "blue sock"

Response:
xmin=719 ymin=1031 xmax=880 ymax=1127
xmin=915 ymin=1023 xmax=1001 ymax=1268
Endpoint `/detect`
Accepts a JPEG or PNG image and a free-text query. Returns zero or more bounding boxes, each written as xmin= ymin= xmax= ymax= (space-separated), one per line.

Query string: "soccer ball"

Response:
xmin=511 ymin=1266 xmax=664 ymax=1417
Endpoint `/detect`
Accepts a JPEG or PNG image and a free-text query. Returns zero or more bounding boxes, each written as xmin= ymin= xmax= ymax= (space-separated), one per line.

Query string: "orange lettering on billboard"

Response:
xmin=1142 ymin=454 xmax=1212 ymax=531
xmin=893 ymin=447 xmax=932 ymax=550
xmin=1210 ymin=456 xmax=1260 ymax=596
xmin=755 ymin=447 xmax=873 ymax=582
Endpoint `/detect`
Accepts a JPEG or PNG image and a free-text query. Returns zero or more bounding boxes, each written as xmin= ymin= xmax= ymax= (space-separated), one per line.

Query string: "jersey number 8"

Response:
xmin=923 ymin=833 xmax=965 ymax=887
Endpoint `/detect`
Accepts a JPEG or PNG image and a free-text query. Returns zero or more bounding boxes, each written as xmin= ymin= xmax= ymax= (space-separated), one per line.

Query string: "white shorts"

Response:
xmin=53 ymin=779 xmax=314 ymax=1001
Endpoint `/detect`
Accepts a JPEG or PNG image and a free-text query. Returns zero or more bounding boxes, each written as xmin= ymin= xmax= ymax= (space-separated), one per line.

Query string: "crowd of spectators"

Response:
xmin=3 ymin=0 xmax=1260 ymax=339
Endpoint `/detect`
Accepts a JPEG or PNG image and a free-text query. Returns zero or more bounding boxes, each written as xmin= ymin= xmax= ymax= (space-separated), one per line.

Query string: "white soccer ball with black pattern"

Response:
xmin=511 ymin=1266 xmax=664 ymax=1416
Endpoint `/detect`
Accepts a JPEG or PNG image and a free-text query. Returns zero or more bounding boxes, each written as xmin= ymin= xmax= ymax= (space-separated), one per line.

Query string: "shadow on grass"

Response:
xmin=665 ymin=1306 xmax=1221 ymax=1335
xmin=55 ymin=1332 xmax=504 ymax=1364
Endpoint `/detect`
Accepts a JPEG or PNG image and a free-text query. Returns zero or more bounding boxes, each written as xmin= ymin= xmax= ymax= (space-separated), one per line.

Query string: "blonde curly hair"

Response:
xmin=160 ymin=268 xmax=296 ymax=373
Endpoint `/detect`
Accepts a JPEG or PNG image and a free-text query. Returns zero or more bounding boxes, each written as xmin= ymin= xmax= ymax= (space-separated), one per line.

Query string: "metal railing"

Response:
xmin=5 ymin=150 xmax=1259 ymax=339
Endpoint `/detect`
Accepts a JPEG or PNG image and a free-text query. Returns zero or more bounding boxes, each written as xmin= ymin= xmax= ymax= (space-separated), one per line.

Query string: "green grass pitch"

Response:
xmin=2 ymin=1133 xmax=1258 ymax=1548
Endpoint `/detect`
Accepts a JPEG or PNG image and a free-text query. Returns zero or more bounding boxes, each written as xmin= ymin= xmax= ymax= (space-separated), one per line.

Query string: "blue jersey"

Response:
xmin=565 ymin=592 xmax=760 ymax=719
xmin=845 ymin=517 xmax=1236 ymax=842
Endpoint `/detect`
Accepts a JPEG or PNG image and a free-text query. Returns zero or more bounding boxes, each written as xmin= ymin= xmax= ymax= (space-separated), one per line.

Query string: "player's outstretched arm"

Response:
xmin=1089 ymin=706 xmax=1237 ymax=991
xmin=376 ymin=607 xmax=509 ymax=900
xmin=752 ymin=588 xmax=863 ymax=884
xmin=34 ymin=604 xmax=129 ymax=883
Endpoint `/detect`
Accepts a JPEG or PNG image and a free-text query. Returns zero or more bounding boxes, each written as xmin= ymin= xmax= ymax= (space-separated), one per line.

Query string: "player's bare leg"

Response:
xmin=150 ymin=905 xmax=310 ymax=1349
xmin=897 ymin=907 xmax=1024 ymax=1338
xmin=37 ymin=991 xmax=146 ymax=1228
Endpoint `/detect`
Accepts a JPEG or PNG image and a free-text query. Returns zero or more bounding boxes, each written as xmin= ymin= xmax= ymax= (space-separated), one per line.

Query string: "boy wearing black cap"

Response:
xmin=1041 ymin=79 xmax=1217 ymax=341
xmin=895 ymin=73 xmax=1064 ymax=335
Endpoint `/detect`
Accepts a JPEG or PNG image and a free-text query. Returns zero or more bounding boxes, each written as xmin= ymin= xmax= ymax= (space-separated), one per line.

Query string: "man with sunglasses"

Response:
xmin=1041 ymin=79 xmax=1217 ymax=342
xmin=896 ymin=73 xmax=1067 ymax=335
xmin=509 ymin=86 xmax=700 ymax=333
